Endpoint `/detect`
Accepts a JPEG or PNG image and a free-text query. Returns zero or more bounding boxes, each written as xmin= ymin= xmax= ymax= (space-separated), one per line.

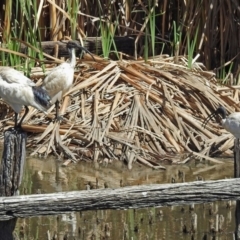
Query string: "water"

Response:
xmin=14 ymin=156 xmax=236 ymax=239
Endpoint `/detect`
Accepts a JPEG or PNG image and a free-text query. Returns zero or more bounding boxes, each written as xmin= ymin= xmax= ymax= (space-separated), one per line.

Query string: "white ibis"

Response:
xmin=0 ymin=66 xmax=52 ymax=127
xmin=42 ymin=40 xmax=94 ymax=120
xmin=203 ymin=106 xmax=240 ymax=139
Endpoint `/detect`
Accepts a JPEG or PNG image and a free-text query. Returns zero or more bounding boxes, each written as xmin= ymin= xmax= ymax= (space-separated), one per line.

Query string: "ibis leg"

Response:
xmin=14 ymin=113 xmax=18 ymax=128
xmin=18 ymin=106 xmax=29 ymax=127
xmin=55 ymin=100 xmax=63 ymax=121
xmin=55 ymin=100 xmax=59 ymax=119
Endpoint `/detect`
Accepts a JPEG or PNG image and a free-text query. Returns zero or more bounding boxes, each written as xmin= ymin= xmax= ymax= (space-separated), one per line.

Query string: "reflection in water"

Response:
xmin=15 ymin=156 xmax=236 ymax=239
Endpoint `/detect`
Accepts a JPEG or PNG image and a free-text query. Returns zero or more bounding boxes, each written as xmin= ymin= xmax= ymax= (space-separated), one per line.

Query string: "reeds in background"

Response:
xmin=0 ymin=0 xmax=239 ymax=79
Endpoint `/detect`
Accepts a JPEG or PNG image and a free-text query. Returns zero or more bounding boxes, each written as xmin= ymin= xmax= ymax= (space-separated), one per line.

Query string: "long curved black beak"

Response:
xmin=78 ymin=45 xmax=95 ymax=61
xmin=202 ymin=111 xmax=217 ymax=128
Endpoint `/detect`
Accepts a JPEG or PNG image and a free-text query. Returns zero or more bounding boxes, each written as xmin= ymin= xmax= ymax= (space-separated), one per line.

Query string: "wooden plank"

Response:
xmin=0 ymin=178 xmax=240 ymax=221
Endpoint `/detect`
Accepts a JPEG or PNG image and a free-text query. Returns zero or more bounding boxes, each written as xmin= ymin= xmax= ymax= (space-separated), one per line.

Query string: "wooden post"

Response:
xmin=0 ymin=128 xmax=26 ymax=240
xmin=234 ymin=139 xmax=240 ymax=178
xmin=234 ymin=139 xmax=240 ymax=239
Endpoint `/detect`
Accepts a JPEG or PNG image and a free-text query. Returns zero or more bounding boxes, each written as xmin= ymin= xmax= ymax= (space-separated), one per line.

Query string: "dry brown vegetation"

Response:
xmin=0 ymin=54 xmax=237 ymax=168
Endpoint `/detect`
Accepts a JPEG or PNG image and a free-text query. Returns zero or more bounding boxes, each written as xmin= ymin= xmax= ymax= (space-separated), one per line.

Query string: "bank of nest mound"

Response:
xmin=0 ymin=55 xmax=238 ymax=168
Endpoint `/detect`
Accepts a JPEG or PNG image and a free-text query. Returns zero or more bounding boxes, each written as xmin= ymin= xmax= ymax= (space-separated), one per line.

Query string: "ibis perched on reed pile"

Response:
xmin=203 ymin=106 xmax=240 ymax=139
xmin=0 ymin=67 xmax=52 ymax=127
xmin=42 ymin=40 xmax=94 ymax=120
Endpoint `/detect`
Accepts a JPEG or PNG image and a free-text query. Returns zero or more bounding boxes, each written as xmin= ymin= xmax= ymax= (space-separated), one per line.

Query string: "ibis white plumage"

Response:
xmin=0 ymin=66 xmax=52 ymax=127
xmin=203 ymin=106 xmax=240 ymax=139
xmin=42 ymin=40 xmax=94 ymax=120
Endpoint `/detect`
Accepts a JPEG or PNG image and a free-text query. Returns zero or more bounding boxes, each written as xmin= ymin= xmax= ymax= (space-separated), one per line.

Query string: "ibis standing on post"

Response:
xmin=0 ymin=67 xmax=52 ymax=128
xmin=42 ymin=40 xmax=94 ymax=120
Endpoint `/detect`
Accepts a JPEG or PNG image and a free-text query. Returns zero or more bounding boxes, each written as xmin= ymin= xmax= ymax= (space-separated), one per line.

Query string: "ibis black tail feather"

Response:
xmin=32 ymin=86 xmax=52 ymax=109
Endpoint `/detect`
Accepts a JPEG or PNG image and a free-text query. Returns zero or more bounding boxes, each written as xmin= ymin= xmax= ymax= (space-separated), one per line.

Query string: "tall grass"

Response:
xmin=148 ymin=0 xmax=156 ymax=58
xmin=67 ymin=0 xmax=79 ymax=40
xmin=1 ymin=0 xmax=44 ymax=76
xmin=186 ymin=25 xmax=199 ymax=68
xmin=100 ymin=19 xmax=119 ymax=59
xmin=143 ymin=0 xmax=157 ymax=61
xmin=218 ymin=62 xmax=234 ymax=84
xmin=0 ymin=0 xmax=239 ymax=81
xmin=172 ymin=21 xmax=182 ymax=63
xmin=97 ymin=1 xmax=119 ymax=59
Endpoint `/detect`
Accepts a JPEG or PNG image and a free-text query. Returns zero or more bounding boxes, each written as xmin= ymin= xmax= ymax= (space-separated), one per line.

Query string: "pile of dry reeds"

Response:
xmin=0 ymin=54 xmax=238 ymax=168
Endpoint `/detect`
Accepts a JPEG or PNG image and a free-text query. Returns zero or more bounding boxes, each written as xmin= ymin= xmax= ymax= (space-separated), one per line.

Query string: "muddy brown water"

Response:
xmin=14 ymin=156 xmax=236 ymax=239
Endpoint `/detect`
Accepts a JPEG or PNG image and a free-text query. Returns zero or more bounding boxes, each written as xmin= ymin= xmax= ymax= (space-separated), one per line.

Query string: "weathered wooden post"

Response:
xmin=234 ymin=139 xmax=240 ymax=239
xmin=234 ymin=140 xmax=240 ymax=178
xmin=0 ymin=128 xmax=27 ymax=240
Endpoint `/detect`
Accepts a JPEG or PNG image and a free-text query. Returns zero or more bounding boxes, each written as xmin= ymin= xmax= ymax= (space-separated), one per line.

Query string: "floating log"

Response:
xmin=0 ymin=178 xmax=239 ymax=221
xmin=1 ymin=37 xmax=135 ymax=59
xmin=0 ymin=128 xmax=27 ymax=240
